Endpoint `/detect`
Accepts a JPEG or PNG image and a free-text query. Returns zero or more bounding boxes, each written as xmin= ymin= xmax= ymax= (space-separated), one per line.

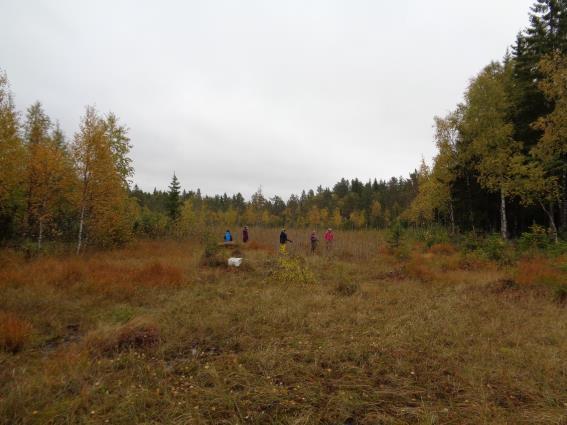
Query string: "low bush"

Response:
xmin=415 ymin=225 xmax=451 ymax=248
xmin=405 ymin=255 xmax=437 ymax=282
xmin=199 ymin=232 xmax=226 ymax=267
xmin=268 ymin=256 xmax=316 ymax=285
xmin=386 ymin=221 xmax=404 ymax=250
xmin=0 ymin=312 xmax=33 ymax=353
xmin=518 ymin=224 xmax=553 ymax=252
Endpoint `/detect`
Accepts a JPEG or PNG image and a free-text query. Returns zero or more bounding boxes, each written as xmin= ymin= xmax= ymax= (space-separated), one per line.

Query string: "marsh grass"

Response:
xmin=0 ymin=234 xmax=566 ymax=424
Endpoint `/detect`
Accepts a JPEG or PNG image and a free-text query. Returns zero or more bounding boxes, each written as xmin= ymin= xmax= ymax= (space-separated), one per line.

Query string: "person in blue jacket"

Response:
xmin=224 ymin=229 xmax=233 ymax=242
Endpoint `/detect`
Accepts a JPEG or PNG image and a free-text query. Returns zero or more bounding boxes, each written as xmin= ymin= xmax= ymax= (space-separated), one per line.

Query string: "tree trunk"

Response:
xmin=500 ymin=190 xmax=508 ymax=240
xmin=449 ymin=200 xmax=455 ymax=235
xmin=77 ymin=204 xmax=85 ymax=254
xmin=37 ymin=218 xmax=43 ymax=250
xmin=466 ymin=173 xmax=475 ymax=232
xmin=561 ymin=167 xmax=567 ymax=231
xmin=539 ymin=200 xmax=558 ymax=243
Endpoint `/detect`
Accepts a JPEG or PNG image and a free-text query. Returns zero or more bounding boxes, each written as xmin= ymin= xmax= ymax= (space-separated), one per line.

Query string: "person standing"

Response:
xmin=224 ymin=229 xmax=233 ymax=242
xmin=310 ymin=230 xmax=319 ymax=254
xmin=324 ymin=228 xmax=334 ymax=250
xmin=242 ymin=226 xmax=249 ymax=243
xmin=279 ymin=228 xmax=292 ymax=254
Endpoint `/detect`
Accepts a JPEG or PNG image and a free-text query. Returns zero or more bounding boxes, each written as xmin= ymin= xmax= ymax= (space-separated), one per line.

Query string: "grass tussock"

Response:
xmin=85 ymin=317 xmax=160 ymax=356
xmin=0 ymin=312 xmax=33 ymax=353
xmin=428 ymin=242 xmax=458 ymax=256
xmin=333 ymin=280 xmax=360 ymax=296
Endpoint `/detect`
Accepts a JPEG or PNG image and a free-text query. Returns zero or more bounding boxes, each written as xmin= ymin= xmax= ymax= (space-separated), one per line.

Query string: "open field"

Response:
xmin=1 ymin=231 xmax=566 ymax=425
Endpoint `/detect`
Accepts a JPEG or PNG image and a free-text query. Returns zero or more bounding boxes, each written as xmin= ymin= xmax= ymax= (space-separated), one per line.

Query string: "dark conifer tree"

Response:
xmin=167 ymin=173 xmax=182 ymax=221
xmin=512 ymin=0 xmax=567 ymax=148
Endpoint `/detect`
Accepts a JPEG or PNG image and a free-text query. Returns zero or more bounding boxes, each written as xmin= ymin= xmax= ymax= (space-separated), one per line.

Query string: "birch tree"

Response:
xmin=71 ymin=107 xmax=134 ymax=253
xmin=462 ymin=62 xmax=522 ymax=239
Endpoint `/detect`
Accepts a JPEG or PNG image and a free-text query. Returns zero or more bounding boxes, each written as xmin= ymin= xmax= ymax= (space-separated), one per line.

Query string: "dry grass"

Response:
xmin=515 ymin=256 xmax=564 ymax=286
xmin=85 ymin=316 xmax=160 ymax=356
xmin=0 ymin=235 xmax=566 ymax=424
xmin=0 ymin=312 xmax=33 ymax=353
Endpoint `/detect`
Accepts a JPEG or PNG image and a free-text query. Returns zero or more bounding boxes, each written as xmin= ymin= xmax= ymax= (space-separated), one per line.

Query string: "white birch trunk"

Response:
xmin=500 ymin=189 xmax=508 ymax=240
xmin=77 ymin=204 xmax=85 ymax=254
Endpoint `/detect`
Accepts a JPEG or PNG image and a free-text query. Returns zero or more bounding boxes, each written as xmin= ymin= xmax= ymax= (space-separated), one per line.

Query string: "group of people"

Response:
xmin=280 ymin=227 xmax=334 ymax=254
xmin=224 ymin=226 xmax=249 ymax=243
xmin=222 ymin=226 xmax=334 ymax=254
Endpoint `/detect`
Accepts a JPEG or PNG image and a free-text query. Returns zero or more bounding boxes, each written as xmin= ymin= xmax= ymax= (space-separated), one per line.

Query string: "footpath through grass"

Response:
xmin=0 ymin=238 xmax=566 ymax=424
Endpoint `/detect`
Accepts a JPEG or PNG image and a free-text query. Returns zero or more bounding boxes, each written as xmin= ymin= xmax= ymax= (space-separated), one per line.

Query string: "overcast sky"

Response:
xmin=1 ymin=0 xmax=533 ymax=199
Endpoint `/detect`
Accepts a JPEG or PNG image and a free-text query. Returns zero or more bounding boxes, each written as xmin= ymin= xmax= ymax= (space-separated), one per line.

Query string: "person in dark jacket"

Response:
xmin=279 ymin=228 xmax=292 ymax=254
xmin=310 ymin=231 xmax=318 ymax=253
xmin=242 ymin=226 xmax=249 ymax=243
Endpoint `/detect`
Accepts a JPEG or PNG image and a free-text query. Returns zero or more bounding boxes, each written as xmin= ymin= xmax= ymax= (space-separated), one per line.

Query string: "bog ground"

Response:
xmin=0 ymin=232 xmax=566 ymax=425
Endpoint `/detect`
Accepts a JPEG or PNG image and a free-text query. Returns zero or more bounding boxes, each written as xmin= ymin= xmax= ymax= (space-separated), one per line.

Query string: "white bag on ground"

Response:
xmin=227 ymin=257 xmax=243 ymax=267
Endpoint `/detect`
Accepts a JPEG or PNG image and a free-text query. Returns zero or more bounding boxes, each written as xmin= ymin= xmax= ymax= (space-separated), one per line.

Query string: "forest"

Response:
xmin=1 ymin=0 xmax=566 ymax=251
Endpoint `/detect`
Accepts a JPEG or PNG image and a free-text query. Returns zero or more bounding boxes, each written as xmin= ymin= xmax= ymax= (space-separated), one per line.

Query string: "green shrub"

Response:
xmin=518 ymin=224 xmax=553 ymax=251
xmin=459 ymin=232 xmax=482 ymax=252
xmin=473 ymin=234 xmax=516 ymax=265
xmin=199 ymin=231 xmax=225 ymax=267
xmin=387 ymin=221 xmax=404 ymax=250
xmin=415 ymin=225 xmax=451 ymax=248
xmin=202 ymin=231 xmax=220 ymax=258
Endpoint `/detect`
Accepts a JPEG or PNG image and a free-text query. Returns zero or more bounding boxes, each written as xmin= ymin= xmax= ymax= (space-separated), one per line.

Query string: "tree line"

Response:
xmin=405 ymin=0 xmax=567 ymax=241
xmin=130 ymin=174 xmax=419 ymax=238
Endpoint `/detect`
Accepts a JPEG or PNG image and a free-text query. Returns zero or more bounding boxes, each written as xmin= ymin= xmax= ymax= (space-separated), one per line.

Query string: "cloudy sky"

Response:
xmin=1 ymin=0 xmax=533 ymax=199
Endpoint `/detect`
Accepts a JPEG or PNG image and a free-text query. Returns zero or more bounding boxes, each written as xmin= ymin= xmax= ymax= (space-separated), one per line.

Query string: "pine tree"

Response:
xmin=512 ymin=0 xmax=567 ymax=148
xmin=167 ymin=173 xmax=182 ymax=221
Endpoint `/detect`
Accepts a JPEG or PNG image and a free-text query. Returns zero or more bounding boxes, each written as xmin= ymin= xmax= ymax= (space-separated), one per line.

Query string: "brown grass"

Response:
xmin=0 ymin=236 xmax=565 ymax=424
xmin=85 ymin=316 xmax=160 ymax=356
xmin=244 ymin=240 xmax=273 ymax=251
xmin=515 ymin=256 xmax=563 ymax=286
xmin=428 ymin=242 xmax=458 ymax=256
xmin=0 ymin=312 xmax=33 ymax=353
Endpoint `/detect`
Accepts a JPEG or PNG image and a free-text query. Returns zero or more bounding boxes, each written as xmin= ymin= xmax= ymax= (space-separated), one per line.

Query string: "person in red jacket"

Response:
xmin=324 ymin=228 xmax=334 ymax=250
xmin=242 ymin=226 xmax=249 ymax=243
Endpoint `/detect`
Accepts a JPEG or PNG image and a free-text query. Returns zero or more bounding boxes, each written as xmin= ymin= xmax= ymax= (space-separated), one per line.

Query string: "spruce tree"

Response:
xmin=512 ymin=0 xmax=567 ymax=147
xmin=167 ymin=173 xmax=181 ymax=221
